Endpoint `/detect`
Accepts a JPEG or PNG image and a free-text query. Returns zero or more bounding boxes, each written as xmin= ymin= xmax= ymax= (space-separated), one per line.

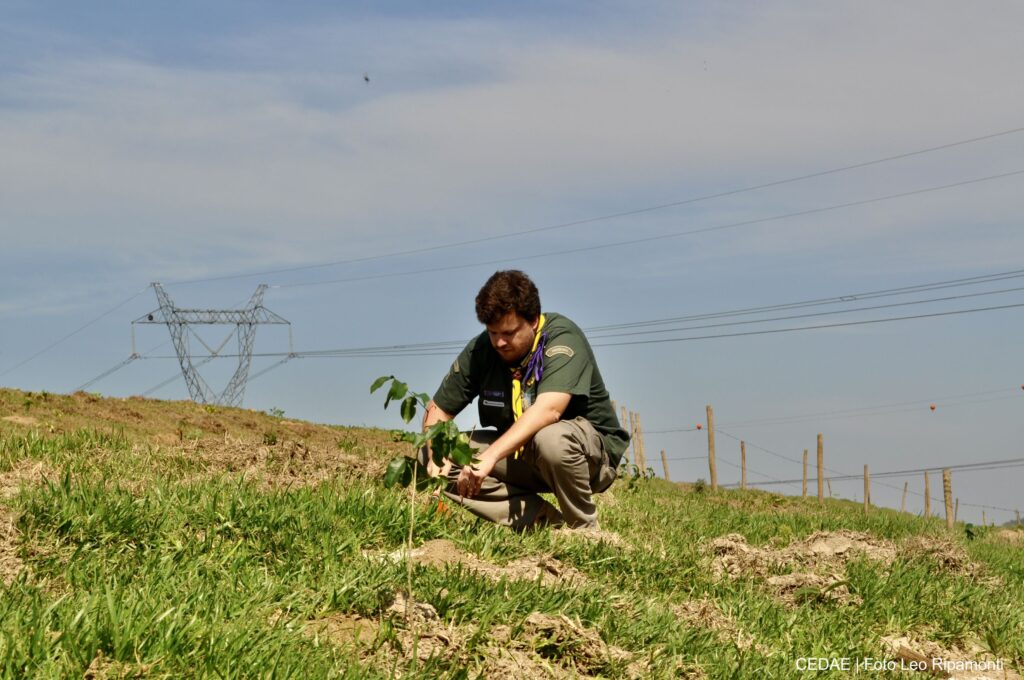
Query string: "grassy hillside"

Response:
xmin=1 ymin=388 xmax=1022 ymax=678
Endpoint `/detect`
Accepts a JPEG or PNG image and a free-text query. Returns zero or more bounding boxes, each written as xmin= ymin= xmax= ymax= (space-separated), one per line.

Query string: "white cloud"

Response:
xmin=1 ymin=1 xmax=1023 ymax=284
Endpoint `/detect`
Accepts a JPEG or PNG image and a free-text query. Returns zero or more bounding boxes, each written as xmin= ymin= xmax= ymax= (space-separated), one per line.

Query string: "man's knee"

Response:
xmin=531 ymin=420 xmax=577 ymax=464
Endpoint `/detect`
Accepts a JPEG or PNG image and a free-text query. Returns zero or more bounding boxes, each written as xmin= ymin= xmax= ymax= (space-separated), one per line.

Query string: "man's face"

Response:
xmin=486 ymin=311 xmax=539 ymax=365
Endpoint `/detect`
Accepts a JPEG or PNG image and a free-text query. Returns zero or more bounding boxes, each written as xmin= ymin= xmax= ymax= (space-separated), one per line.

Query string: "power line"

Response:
xmin=0 ymin=287 xmax=150 ymax=379
xmin=592 ymin=300 xmax=1024 ymax=348
xmin=587 ymin=283 xmax=1024 ymax=341
xmin=128 ymin=298 xmax=1024 ymax=360
xmin=588 ymin=268 xmax=1024 ymax=332
xmin=647 ymin=386 xmax=1022 ymax=434
xmin=162 ymin=124 xmax=1024 ymax=288
xmin=273 ymin=169 xmax=1024 ymax=290
xmin=75 ymin=355 xmax=139 ymax=392
xmin=99 ymin=267 xmax=1024 ymax=380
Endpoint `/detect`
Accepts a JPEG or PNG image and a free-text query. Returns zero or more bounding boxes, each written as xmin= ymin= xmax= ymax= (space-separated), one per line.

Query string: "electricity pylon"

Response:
xmin=133 ymin=283 xmax=291 ymax=406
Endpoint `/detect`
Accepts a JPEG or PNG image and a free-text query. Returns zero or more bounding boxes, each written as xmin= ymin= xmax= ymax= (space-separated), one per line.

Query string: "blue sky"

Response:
xmin=1 ymin=1 xmax=1022 ymax=523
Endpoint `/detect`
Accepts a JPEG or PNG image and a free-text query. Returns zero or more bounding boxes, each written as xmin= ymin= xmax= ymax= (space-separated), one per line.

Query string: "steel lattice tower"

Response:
xmin=133 ymin=283 xmax=291 ymax=406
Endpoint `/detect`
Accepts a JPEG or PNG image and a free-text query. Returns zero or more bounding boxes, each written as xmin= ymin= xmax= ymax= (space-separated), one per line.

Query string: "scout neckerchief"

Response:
xmin=510 ymin=314 xmax=547 ymax=457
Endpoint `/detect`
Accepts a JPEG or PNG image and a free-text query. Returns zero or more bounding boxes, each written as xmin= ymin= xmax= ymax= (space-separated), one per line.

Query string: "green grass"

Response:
xmin=1 ymin=408 xmax=1022 ymax=678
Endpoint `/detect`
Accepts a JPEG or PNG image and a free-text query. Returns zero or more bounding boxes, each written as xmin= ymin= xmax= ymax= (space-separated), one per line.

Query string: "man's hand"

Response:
xmin=421 ymin=400 xmax=455 ymax=482
xmin=456 ymin=456 xmax=495 ymax=498
xmin=426 ymin=457 xmax=452 ymax=479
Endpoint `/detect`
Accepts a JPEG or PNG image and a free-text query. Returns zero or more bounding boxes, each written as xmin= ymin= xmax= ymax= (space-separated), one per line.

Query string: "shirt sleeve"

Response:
xmin=432 ymin=338 xmax=480 ymax=415
xmin=535 ymin=331 xmax=592 ymax=396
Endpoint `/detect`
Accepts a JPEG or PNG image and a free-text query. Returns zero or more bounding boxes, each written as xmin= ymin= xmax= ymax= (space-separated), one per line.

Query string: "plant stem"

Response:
xmin=406 ymin=459 xmax=417 ymax=622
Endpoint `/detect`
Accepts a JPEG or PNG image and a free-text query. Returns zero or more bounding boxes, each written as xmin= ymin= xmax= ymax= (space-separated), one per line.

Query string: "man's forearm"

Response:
xmin=422 ymin=400 xmax=454 ymax=431
xmin=477 ymin=400 xmax=562 ymax=467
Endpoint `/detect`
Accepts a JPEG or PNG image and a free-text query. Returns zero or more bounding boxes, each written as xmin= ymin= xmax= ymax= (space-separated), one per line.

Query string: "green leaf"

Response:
xmin=370 ymin=375 xmax=393 ymax=394
xmin=431 ymin=448 xmax=449 ymax=468
xmin=384 ymin=380 xmax=408 ymax=409
xmin=384 ymin=456 xmax=411 ymax=488
xmin=400 ymin=395 xmax=418 ymax=423
xmin=417 ymin=392 xmax=431 ymax=407
xmin=448 ymin=440 xmax=475 ymax=467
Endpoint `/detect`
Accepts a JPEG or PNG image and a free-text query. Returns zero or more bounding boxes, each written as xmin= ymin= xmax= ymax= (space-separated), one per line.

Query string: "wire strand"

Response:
xmin=162 ymin=125 xmax=1024 ymax=287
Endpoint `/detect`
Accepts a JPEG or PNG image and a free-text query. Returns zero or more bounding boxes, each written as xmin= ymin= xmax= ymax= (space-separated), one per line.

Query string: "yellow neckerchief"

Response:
xmin=510 ymin=314 xmax=546 ymax=457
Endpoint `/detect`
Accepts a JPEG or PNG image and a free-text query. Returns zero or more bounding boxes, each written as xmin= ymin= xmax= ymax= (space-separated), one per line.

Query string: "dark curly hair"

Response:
xmin=475 ymin=270 xmax=541 ymax=325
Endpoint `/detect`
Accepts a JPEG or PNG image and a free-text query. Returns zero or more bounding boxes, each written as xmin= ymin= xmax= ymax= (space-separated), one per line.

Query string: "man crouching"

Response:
xmin=422 ymin=270 xmax=629 ymax=530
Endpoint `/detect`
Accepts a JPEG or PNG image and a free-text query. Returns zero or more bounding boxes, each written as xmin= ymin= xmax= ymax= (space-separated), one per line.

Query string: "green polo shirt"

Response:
xmin=432 ymin=312 xmax=629 ymax=466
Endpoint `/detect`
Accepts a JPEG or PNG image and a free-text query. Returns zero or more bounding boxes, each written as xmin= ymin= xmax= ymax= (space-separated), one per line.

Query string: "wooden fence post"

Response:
xmin=827 ymin=479 xmax=833 ymax=498
xmin=1017 ymin=510 xmax=1021 ymax=526
xmin=706 ymin=405 xmax=717 ymax=491
xmin=863 ymin=465 xmax=870 ymax=513
xmin=983 ymin=511 xmax=987 ymax=526
xmin=636 ymin=412 xmax=647 ymax=474
xmin=816 ymin=434 xmax=824 ymax=503
xmin=954 ymin=498 xmax=958 ymax=522
xmin=802 ymin=449 xmax=808 ymax=498
xmin=901 ymin=482 xmax=908 ymax=513
xmin=923 ymin=471 xmax=930 ymax=518
xmin=661 ymin=449 xmax=670 ymax=482
xmin=943 ymin=469 xmax=953 ymax=530
xmin=740 ymin=441 xmax=747 ymax=491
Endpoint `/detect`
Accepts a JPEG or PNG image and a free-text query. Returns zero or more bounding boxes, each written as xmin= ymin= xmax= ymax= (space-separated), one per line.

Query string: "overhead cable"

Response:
xmin=273 ymin=169 xmax=1024 ymax=290
xmin=163 ymin=124 xmax=1024 ymax=287
xmin=0 ymin=287 xmax=150 ymax=379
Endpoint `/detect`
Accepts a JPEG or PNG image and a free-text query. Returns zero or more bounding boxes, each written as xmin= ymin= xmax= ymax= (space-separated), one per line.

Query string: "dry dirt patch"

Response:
xmin=179 ymin=435 xmax=384 ymax=490
xmin=307 ymin=593 xmax=658 ymax=679
xmin=899 ymin=535 xmax=993 ymax=581
xmin=672 ymin=597 xmax=767 ymax=653
xmin=2 ymin=415 xmax=39 ymax=427
xmin=881 ymin=634 xmax=1022 ymax=680
xmin=0 ymin=507 xmax=21 ymax=586
xmin=708 ymin=530 xmax=896 ymax=605
xmin=0 ymin=459 xmax=58 ymax=586
xmin=381 ymin=538 xmax=588 ymax=587
xmin=710 ymin=530 xmax=896 ymax=577
xmin=990 ymin=529 xmax=1024 ymax=546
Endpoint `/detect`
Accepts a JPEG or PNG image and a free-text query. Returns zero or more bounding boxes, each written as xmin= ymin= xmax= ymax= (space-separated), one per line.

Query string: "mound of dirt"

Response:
xmin=381 ymin=539 xmax=588 ymax=587
xmin=708 ymin=530 xmax=895 ymax=605
xmin=881 ymin=634 xmax=1022 ymax=680
xmin=486 ymin=612 xmax=639 ymax=678
xmin=899 ymin=536 xmax=991 ymax=580
xmin=306 ymin=593 xmax=659 ymax=679
xmin=551 ymin=526 xmax=627 ymax=548
xmin=710 ymin=530 xmax=895 ymax=579
xmin=990 ymin=529 xmax=1024 ymax=545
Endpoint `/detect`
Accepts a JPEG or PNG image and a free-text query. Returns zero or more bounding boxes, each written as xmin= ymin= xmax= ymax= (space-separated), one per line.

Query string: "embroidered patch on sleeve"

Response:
xmin=545 ymin=345 xmax=575 ymax=358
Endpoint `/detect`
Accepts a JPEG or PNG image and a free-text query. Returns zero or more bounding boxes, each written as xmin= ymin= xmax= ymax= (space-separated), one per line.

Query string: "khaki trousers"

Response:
xmin=425 ymin=417 xmax=616 ymax=530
